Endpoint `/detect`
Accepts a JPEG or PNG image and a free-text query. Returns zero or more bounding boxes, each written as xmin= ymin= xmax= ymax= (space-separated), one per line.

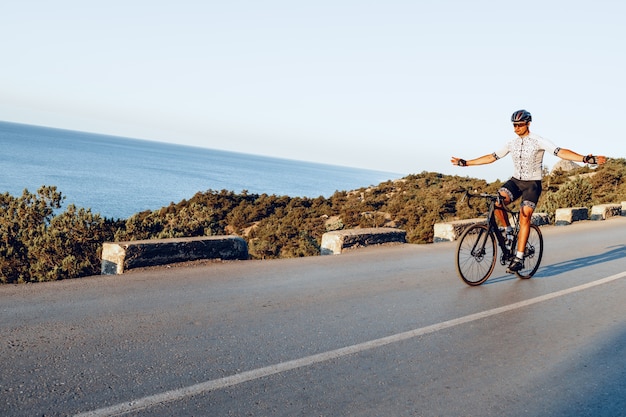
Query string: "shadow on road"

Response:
xmin=485 ymin=244 xmax=626 ymax=285
xmin=536 ymin=244 xmax=626 ymax=278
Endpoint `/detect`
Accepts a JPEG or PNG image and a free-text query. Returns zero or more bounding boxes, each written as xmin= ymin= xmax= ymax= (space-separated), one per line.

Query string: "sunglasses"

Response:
xmin=513 ymin=122 xmax=527 ymax=127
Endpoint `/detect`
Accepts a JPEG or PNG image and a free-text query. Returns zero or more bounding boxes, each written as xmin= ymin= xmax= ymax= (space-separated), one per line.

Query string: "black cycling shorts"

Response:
xmin=499 ymin=178 xmax=542 ymax=209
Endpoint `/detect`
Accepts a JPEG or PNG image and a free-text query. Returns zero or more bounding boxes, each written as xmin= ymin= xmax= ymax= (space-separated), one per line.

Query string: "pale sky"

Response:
xmin=1 ymin=0 xmax=623 ymax=182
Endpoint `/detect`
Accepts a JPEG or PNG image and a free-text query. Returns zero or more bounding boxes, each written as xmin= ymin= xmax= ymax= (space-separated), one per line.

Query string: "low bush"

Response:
xmin=2 ymin=159 xmax=625 ymax=282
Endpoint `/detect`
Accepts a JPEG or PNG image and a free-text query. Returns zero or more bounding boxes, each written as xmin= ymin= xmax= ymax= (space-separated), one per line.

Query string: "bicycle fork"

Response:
xmin=470 ymin=227 xmax=490 ymax=261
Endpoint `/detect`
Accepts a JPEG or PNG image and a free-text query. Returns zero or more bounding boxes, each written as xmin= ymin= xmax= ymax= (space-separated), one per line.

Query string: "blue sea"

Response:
xmin=0 ymin=121 xmax=401 ymax=219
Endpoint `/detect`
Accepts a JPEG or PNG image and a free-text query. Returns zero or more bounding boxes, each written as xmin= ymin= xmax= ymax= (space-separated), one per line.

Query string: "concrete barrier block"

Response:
xmin=555 ymin=207 xmax=588 ymax=226
xmin=590 ymin=204 xmax=622 ymax=220
xmin=101 ymin=235 xmax=248 ymax=274
xmin=320 ymin=227 xmax=406 ymax=255
xmin=433 ymin=218 xmax=487 ymax=243
xmin=433 ymin=213 xmax=548 ymax=242
xmin=531 ymin=212 xmax=550 ymax=226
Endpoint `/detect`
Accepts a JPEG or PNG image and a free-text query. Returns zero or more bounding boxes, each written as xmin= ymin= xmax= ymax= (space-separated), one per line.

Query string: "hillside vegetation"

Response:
xmin=2 ymin=158 xmax=625 ymax=283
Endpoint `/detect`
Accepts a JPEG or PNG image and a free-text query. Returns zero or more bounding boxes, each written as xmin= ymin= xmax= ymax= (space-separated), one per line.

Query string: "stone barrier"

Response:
xmin=555 ymin=207 xmax=588 ymax=226
xmin=530 ymin=212 xmax=550 ymax=226
xmin=320 ymin=227 xmax=406 ymax=255
xmin=433 ymin=218 xmax=487 ymax=243
xmin=101 ymin=236 xmax=248 ymax=275
xmin=590 ymin=204 xmax=622 ymax=220
xmin=433 ymin=212 xmax=548 ymax=243
xmin=434 ymin=202 xmax=624 ymax=242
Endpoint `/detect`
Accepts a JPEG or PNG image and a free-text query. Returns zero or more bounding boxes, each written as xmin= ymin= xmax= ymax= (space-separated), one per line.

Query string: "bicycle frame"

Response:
xmin=469 ymin=193 xmax=517 ymax=261
xmin=488 ymin=196 xmax=520 ymax=263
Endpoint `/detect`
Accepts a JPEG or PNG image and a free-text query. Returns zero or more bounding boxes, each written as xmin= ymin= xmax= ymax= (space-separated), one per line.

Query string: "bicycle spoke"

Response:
xmin=456 ymin=225 xmax=496 ymax=286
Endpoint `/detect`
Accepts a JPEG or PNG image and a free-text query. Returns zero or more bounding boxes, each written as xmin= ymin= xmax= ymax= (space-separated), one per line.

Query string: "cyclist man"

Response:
xmin=451 ymin=109 xmax=607 ymax=272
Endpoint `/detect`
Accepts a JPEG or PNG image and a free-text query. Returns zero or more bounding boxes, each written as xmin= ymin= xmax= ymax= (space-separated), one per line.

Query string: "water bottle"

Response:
xmin=505 ymin=232 xmax=514 ymax=250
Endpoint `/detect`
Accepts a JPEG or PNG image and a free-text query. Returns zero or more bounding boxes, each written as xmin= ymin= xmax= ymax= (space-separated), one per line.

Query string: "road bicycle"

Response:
xmin=454 ymin=190 xmax=544 ymax=286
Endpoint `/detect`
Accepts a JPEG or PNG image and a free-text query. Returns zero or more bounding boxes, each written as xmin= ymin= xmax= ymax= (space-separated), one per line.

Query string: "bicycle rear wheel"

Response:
xmin=515 ymin=224 xmax=543 ymax=279
xmin=455 ymin=224 xmax=496 ymax=286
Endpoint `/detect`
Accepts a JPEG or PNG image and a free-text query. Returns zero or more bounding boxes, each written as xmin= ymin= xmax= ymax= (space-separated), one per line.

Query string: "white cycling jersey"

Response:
xmin=493 ymin=132 xmax=560 ymax=181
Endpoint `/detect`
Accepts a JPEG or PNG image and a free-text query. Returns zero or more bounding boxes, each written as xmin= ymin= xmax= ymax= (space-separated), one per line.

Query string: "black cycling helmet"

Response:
xmin=511 ymin=109 xmax=532 ymax=123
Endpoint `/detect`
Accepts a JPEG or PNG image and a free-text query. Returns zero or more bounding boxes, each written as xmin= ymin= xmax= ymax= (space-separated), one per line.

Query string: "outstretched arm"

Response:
xmin=556 ymin=149 xmax=607 ymax=165
xmin=451 ymin=154 xmax=497 ymax=167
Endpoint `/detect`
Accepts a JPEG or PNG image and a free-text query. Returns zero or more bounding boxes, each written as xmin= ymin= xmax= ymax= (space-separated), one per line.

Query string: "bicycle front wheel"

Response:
xmin=515 ymin=224 xmax=544 ymax=279
xmin=455 ymin=224 xmax=496 ymax=286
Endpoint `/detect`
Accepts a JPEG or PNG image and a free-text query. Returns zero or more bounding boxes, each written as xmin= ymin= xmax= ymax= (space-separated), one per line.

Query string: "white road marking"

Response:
xmin=75 ymin=271 xmax=626 ymax=417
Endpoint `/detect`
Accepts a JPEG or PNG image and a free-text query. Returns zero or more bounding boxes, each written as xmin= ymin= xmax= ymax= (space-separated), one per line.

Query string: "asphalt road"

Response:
xmin=2 ymin=217 xmax=626 ymax=417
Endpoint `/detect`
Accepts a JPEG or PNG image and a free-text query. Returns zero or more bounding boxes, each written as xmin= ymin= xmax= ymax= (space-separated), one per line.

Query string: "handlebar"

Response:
xmin=453 ymin=189 xmax=503 ymax=210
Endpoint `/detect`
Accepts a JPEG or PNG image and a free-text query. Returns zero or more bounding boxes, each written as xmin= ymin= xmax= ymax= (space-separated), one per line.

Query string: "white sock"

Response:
xmin=516 ymin=251 xmax=524 ymax=259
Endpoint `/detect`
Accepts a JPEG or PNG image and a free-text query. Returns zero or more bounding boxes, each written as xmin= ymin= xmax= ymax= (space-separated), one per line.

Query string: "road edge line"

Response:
xmin=75 ymin=271 xmax=626 ymax=416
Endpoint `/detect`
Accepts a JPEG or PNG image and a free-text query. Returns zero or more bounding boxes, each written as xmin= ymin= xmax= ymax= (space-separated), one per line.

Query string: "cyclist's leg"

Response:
xmin=516 ymin=204 xmax=534 ymax=254
xmin=506 ymin=180 xmax=541 ymax=272
xmin=495 ymin=179 xmax=519 ymax=228
xmin=508 ymin=202 xmax=534 ymax=272
xmin=515 ymin=180 xmax=542 ymax=256
xmin=494 ymin=191 xmax=511 ymax=227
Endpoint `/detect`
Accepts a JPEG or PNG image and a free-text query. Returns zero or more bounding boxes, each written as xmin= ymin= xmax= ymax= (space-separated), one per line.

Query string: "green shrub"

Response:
xmin=3 ymin=160 xmax=626 ymax=283
xmin=0 ymin=187 xmax=117 ymax=283
xmin=537 ymin=177 xmax=593 ymax=223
